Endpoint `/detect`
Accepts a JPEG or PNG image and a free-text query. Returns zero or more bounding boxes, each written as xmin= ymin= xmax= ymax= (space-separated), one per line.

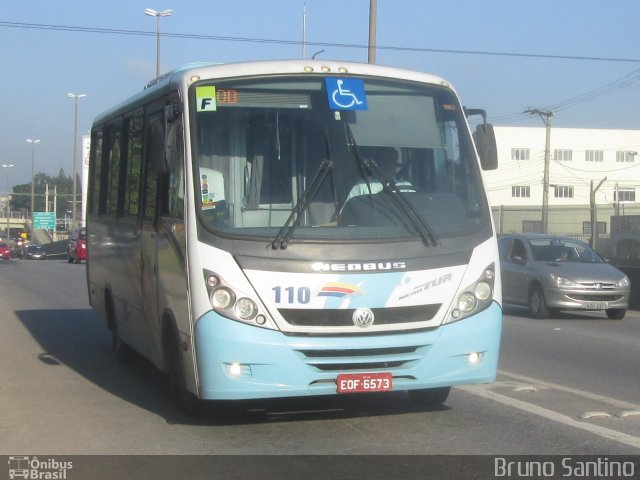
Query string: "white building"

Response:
xmin=483 ymin=127 xmax=640 ymax=252
xmin=484 ymin=126 xmax=640 ymax=208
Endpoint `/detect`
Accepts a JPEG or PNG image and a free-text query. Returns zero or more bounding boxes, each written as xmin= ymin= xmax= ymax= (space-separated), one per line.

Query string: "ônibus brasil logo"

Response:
xmin=8 ymin=456 xmax=73 ymax=480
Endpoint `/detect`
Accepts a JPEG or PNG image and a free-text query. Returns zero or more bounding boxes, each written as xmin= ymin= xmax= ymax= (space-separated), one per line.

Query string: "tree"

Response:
xmin=9 ymin=171 xmax=78 ymax=220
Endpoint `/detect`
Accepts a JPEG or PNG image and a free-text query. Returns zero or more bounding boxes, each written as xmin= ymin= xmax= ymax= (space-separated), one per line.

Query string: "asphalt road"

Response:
xmin=1 ymin=258 xmax=639 ymax=458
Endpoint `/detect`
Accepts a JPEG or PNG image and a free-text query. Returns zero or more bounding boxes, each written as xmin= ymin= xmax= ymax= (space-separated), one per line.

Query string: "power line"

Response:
xmin=3 ymin=20 xmax=640 ymax=64
xmin=488 ymin=67 xmax=640 ymax=124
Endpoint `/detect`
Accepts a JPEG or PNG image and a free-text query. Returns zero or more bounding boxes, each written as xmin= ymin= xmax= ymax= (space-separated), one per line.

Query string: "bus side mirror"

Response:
xmin=473 ymin=123 xmax=498 ymax=170
xmin=465 ymin=108 xmax=498 ymax=171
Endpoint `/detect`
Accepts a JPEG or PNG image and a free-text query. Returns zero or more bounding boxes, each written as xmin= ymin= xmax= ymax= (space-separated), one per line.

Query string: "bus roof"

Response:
xmin=93 ymin=59 xmax=454 ymax=125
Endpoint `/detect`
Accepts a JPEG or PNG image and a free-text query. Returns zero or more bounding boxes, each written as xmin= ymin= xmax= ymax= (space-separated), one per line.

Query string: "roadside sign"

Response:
xmin=33 ymin=211 xmax=56 ymax=230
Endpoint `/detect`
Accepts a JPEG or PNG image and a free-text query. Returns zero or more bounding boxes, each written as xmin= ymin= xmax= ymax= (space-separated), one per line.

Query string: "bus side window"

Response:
xmin=166 ymin=119 xmax=184 ymax=220
xmin=142 ymin=114 xmax=164 ymax=224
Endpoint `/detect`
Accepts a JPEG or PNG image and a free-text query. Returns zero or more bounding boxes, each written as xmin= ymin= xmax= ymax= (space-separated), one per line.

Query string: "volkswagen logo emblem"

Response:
xmin=352 ymin=308 xmax=375 ymax=328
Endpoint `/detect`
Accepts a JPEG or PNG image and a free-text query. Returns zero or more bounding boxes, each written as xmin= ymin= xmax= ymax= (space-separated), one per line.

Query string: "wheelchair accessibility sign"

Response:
xmin=325 ymin=78 xmax=368 ymax=111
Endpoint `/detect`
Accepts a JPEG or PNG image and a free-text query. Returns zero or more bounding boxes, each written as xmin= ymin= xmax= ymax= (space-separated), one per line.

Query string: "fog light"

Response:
xmin=468 ymin=352 xmax=480 ymax=364
xmin=228 ymin=363 xmax=242 ymax=377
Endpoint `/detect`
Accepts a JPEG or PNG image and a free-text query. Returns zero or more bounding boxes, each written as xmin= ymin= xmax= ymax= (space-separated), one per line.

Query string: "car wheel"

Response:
xmin=529 ymin=285 xmax=549 ymax=319
xmin=606 ymin=308 xmax=626 ymax=320
xmin=408 ymin=387 xmax=450 ymax=408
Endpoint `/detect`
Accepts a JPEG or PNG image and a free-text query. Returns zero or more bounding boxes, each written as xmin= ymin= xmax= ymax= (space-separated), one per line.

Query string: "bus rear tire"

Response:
xmin=408 ymin=387 xmax=450 ymax=408
xmin=106 ymin=291 xmax=133 ymax=364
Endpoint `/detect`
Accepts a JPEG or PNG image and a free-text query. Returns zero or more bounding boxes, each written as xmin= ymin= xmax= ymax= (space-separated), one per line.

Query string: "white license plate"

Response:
xmin=583 ymin=302 xmax=608 ymax=310
xmin=336 ymin=372 xmax=393 ymax=393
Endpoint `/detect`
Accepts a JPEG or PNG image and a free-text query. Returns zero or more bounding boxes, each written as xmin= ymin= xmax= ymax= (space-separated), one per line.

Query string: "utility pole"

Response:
xmin=368 ymin=0 xmax=377 ymax=64
xmin=302 ymin=4 xmax=307 ymax=59
xmin=525 ymin=109 xmax=553 ymax=233
xmin=590 ymin=177 xmax=607 ymax=249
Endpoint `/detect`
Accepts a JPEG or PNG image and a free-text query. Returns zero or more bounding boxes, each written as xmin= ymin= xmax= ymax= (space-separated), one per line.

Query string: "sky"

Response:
xmin=1 ymin=0 xmax=640 ymax=187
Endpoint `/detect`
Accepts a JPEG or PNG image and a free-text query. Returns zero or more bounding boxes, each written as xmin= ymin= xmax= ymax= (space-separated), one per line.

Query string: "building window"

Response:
xmin=511 ymin=185 xmax=530 ymax=198
xmin=616 ymin=151 xmax=636 ymax=163
xmin=582 ymin=221 xmax=607 ymax=235
xmin=554 ymin=149 xmax=573 ymax=161
xmin=585 ymin=150 xmax=603 ymax=162
xmin=614 ymin=188 xmax=635 ymax=203
xmin=554 ymin=185 xmax=574 ymax=198
xmin=511 ymin=148 xmax=530 ymax=161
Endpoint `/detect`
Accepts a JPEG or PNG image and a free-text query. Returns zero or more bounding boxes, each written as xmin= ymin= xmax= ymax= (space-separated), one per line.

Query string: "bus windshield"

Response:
xmin=191 ymin=76 xmax=488 ymax=242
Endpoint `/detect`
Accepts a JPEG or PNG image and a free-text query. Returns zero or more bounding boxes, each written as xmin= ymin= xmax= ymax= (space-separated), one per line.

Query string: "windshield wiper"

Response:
xmin=345 ymin=125 xmax=438 ymax=247
xmin=270 ymin=127 xmax=338 ymax=250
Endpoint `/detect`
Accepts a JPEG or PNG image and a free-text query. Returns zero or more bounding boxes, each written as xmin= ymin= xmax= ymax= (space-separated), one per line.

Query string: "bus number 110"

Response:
xmin=272 ymin=286 xmax=311 ymax=304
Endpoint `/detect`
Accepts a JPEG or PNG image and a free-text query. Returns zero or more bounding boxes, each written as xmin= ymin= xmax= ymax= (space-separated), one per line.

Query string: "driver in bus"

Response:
xmin=344 ymin=146 xmax=413 ymax=203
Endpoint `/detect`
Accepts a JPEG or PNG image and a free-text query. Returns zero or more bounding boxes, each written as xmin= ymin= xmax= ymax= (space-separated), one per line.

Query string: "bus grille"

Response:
xmin=296 ymin=345 xmax=426 ymax=372
xmin=278 ymin=304 xmax=441 ymax=327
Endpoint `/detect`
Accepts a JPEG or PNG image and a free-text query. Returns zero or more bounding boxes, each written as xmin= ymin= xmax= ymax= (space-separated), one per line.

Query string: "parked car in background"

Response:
xmin=498 ymin=233 xmax=630 ymax=319
xmin=0 ymin=242 xmax=10 ymax=259
xmin=23 ymin=244 xmax=46 ymax=260
xmin=67 ymin=227 xmax=87 ymax=264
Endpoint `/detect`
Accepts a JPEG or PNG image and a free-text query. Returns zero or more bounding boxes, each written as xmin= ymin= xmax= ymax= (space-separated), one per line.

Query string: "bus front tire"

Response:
xmin=164 ymin=326 xmax=203 ymax=417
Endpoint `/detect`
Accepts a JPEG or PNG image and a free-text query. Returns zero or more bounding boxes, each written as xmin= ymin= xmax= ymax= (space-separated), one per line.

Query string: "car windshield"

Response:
xmin=529 ymin=238 xmax=604 ymax=263
xmin=191 ymin=76 xmax=489 ymax=242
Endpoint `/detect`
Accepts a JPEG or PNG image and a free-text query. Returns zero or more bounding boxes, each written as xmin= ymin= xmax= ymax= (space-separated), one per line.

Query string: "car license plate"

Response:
xmin=584 ymin=302 xmax=608 ymax=310
xmin=336 ymin=372 xmax=393 ymax=393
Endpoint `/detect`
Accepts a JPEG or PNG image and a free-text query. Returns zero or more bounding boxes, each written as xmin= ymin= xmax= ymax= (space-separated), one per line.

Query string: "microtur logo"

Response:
xmin=8 ymin=456 xmax=73 ymax=479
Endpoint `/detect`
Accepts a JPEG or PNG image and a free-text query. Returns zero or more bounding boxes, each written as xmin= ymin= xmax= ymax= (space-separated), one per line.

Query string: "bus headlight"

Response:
xmin=235 ymin=298 xmax=258 ymax=320
xmin=457 ymin=292 xmax=477 ymax=313
xmin=203 ymin=270 xmax=277 ymax=330
xmin=446 ymin=264 xmax=495 ymax=324
xmin=211 ymin=287 xmax=235 ymax=309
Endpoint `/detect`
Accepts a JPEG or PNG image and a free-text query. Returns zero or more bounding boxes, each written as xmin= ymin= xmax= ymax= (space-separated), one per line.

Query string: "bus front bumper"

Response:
xmin=194 ymin=302 xmax=502 ymax=400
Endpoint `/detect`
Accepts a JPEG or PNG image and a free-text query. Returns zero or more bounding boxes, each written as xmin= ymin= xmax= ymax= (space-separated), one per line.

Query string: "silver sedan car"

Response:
xmin=498 ymin=233 xmax=630 ymax=319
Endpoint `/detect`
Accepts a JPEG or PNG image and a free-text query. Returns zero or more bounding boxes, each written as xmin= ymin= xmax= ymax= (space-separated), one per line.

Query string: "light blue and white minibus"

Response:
xmin=86 ymin=60 xmax=501 ymax=410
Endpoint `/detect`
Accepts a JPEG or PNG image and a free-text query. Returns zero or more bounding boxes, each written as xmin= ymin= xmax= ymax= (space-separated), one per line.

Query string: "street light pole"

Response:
xmin=67 ymin=93 xmax=86 ymax=232
xmin=26 ymin=138 xmax=40 ymax=221
xmin=2 ymin=163 xmax=14 ymax=241
xmin=144 ymin=8 xmax=173 ymax=78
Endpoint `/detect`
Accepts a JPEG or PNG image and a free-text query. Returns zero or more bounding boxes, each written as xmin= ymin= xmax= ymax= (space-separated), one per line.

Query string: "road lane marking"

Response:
xmin=579 ymin=411 xmax=612 ymax=419
xmin=459 ymin=385 xmax=640 ymax=450
xmin=499 ymin=370 xmax=640 ymax=411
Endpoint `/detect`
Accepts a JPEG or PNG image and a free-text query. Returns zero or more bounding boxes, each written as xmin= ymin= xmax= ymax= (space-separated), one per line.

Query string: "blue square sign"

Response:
xmin=325 ymin=78 xmax=368 ymax=111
